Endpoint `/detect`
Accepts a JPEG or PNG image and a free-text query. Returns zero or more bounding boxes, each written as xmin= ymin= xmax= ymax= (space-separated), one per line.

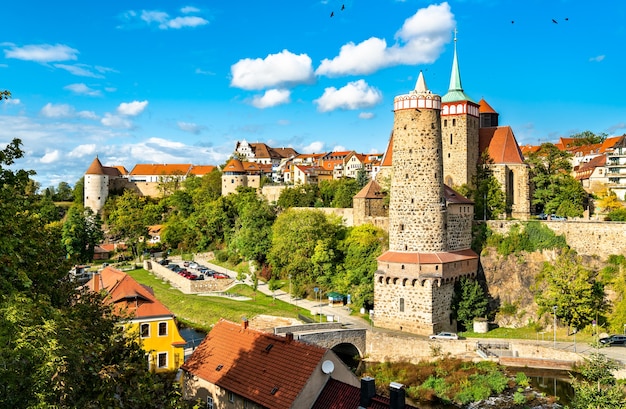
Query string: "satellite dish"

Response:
xmin=321 ymin=360 xmax=335 ymax=374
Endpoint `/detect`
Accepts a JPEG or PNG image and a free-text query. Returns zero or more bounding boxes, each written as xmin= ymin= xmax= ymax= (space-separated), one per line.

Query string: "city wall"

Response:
xmin=486 ymin=220 xmax=626 ymax=260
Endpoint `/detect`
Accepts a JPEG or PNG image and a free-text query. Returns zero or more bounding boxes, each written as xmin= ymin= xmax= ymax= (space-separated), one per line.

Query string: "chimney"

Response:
xmin=285 ymin=332 xmax=294 ymax=343
xmin=389 ymin=382 xmax=405 ymax=409
xmin=242 ymin=317 xmax=248 ymax=330
xmin=358 ymin=376 xmax=376 ymax=409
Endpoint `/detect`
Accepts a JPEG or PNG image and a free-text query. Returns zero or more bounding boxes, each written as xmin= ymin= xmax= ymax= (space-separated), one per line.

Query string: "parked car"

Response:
xmin=189 ymin=262 xmax=199 ymax=269
xmin=537 ymin=213 xmax=548 ymax=220
xmin=600 ymin=335 xmax=626 ymax=346
xmin=213 ymin=273 xmax=229 ymax=279
xmin=429 ymin=332 xmax=459 ymax=340
xmin=158 ymin=259 xmax=170 ymax=266
xmin=550 ymin=214 xmax=567 ymax=221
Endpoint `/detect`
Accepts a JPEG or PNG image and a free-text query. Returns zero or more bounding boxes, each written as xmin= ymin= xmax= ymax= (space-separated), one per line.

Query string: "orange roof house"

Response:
xmin=86 ymin=267 xmax=186 ymax=371
xmin=181 ymin=319 xmax=359 ymax=409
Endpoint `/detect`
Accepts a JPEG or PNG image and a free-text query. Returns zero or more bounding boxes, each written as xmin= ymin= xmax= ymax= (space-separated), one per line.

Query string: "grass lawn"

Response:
xmin=462 ymin=326 xmax=597 ymax=344
xmin=127 ymin=268 xmax=308 ymax=332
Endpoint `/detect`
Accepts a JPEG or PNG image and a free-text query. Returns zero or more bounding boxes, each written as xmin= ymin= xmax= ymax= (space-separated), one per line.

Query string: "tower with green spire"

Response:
xmin=440 ymin=30 xmax=480 ymax=189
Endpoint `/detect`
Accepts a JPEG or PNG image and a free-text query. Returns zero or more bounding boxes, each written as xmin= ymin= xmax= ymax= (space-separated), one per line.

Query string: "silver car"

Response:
xmin=429 ymin=332 xmax=459 ymax=340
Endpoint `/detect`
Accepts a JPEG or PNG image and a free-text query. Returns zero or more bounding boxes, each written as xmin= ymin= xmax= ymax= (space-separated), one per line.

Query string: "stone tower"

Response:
xmin=441 ymin=32 xmax=480 ymax=188
xmin=84 ymin=157 xmax=109 ymax=214
xmin=373 ymin=72 xmax=479 ymax=336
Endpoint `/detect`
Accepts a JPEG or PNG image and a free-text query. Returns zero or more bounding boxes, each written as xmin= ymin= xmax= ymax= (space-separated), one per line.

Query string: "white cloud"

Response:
xmin=251 ymin=89 xmax=291 ymax=108
xmin=181 ymin=6 xmax=200 ymax=13
xmin=101 ymin=113 xmax=133 ymax=128
xmin=68 ymin=144 xmax=97 ymax=158
xmin=231 ymin=50 xmax=315 ymax=90
xmin=138 ymin=9 xmax=208 ymax=29
xmin=195 ymin=68 xmax=215 ymax=75
xmin=315 ymin=3 xmax=454 ymax=76
xmin=40 ymin=103 xmax=74 ymax=118
xmin=589 ymin=55 xmax=605 ymax=62
xmin=39 ymin=102 xmax=98 ymax=120
xmin=54 ymin=64 xmax=104 ymax=78
xmin=333 ymin=145 xmax=347 ymax=152
xmin=117 ymin=100 xmax=148 ymax=116
xmin=4 ymin=43 xmax=79 ymax=63
xmin=3 ymin=98 xmax=21 ymax=106
xmin=177 ymin=121 xmax=205 ymax=134
xmin=314 ymin=80 xmax=382 ymax=112
xmin=277 ymin=119 xmax=290 ymax=126
xmin=64 ymin=83 xmax=101 ymax=96
xmin=166 ymin=16 xmax=208 ymax=29
xmin=359 ymin=112 xmax=375 ymax=119
xmin=40 ymin=150 xmax=61 ymax=164
xmin=301 ymin=141 xmax=325 ymax=154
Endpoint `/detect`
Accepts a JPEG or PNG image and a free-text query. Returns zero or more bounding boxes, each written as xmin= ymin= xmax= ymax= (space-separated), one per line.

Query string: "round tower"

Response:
xmin=84 ymin=156 xmax=108 ymax=214
xmin=389 ymin=71 xmax=447 ymax=253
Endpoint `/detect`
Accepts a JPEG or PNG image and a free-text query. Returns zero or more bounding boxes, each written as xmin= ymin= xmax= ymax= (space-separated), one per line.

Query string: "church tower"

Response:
xmin=441 ymin=31 xmax=480 ymax=188
xmin=373 ymin=72 xmax=479 ymax=336
xmin=84 ymin=157 xmax=109 ymax=214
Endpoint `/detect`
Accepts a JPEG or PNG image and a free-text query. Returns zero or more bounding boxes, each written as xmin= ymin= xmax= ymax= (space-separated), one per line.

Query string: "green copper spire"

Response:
xmin=441 ymin=29 xmax=474 ymax=103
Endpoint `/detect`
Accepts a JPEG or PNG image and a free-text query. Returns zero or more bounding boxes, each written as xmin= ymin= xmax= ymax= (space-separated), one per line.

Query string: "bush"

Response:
xmin=515 ymin=372 xmax=530 ymax=388
xmin=215 ymin=250 xmax=229 ymax=262
xmin=513 ymin=391 xmax=527 ymax=405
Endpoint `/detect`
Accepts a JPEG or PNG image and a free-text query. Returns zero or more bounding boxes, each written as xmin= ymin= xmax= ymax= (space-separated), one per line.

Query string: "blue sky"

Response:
xmin=1 ymin=0 xmax=625 ymax=189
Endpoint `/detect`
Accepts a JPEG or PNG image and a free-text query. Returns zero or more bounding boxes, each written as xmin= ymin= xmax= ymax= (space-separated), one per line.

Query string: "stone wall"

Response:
xmin=447 ymin=206 xmax=473 ymax=251
xmin=441 ymin=113 xmax=479 ymax=188
xmin=261 ymin=185 xmax=287 ymax=203
xmin=292 ymin=207 xmax=354 ymax=227
xmin=486 ymin=220 xmax=626 ymax=260
xmin=146 ymin=261 xmax=234 ymax=294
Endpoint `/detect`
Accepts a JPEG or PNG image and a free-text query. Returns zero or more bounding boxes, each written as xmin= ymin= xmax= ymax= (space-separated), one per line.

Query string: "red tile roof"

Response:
xmin=478 ymin=98 xmax=497 ymax=114
xmin=444 ymin=185 xmax=473 ymax=204
xmin=182 ymin=319 xmax=327 ymax=409
xmin=189 ymin=165 xmax=217 ymax=176
xmin=381 ymin=132 xmax=394 ymax=167
xmin=130 ymin=163 xmax=192 ymax=176
xmin=223 ymin=158 xmax=245 ymax=172
xmin=354 ymin=180 xmax=384 ymax=199
xmin=85 ymin=157 xmax=105 ymax=175
xmin=86 ymin=267 xmax=174 ymax=319
xmin=377 ymin=249 xmax=478 ymax=264
xmin=479 ymin=126 xmax=525 ymax=164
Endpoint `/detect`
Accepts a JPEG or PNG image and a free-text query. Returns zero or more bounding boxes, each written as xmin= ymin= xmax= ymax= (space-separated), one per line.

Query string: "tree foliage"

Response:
xmin=526 ymin=143 xmax=587 ymax=217
xmin=62 ymin=205 xmax=104 ymax=262
xmin=452 ymin=277 xmax=489 ymax=330
xmin=533 ymin=249 xmax=606 ymax=331
xmin=106 ymin=190 xmax=151 ymax=259
xmin=458 ymin=151 xmax=506 ymax=220
xmin=569 ymin=352 xmax=626 ymax=409
xmin=569 ymin=130 xmax=607 ymax=146
xmin=0 ymin=133 xmax=189 ymax=408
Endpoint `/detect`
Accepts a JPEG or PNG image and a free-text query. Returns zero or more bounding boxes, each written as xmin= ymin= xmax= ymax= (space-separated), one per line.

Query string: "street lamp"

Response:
xmin=552 ymin=306 xmax=557 ymax=349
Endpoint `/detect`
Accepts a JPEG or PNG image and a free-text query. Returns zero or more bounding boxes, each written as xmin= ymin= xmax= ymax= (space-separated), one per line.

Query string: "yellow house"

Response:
xmin=87 ymin=267 xmax=186 ymax=372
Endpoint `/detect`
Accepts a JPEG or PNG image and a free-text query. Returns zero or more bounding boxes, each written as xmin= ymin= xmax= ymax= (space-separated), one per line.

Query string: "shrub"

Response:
xmin=513 ymin=391 xmax=527 ymax=405
xmin=515 ymin=372 xmax=530 ymax=388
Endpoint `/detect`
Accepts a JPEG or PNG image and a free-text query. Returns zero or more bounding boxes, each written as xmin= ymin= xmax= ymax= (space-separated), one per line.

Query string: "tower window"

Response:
xmin=448 ymin=153 xmax=450 ymax=158
xmin=444 ymin=119 xmax=447 ymax=127
xmin=450 ymin=134 xmax=453 ymax=144
xmin=400 ymin=224 xmax=404 ymax=231
xmin=399 ymin=298 xmax=405 ymax=312
xmin=453 ymin=119 xmax=456 ymax=126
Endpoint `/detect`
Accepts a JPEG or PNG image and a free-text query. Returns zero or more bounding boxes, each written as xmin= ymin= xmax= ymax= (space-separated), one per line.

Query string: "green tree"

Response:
xmin=268 ymin=209 xmax=345 ymax=294
xmin=461 ymin=151 xmax=506 ymax=220
xmin=356 ymin=167 xmax=370 ymax=189
xmin=62 ymin=205 xmax=104 ymax=262
xmin=73 ymin=176 xmax=84 ymax=203
xmin=107 ymin=190 xmax=150 ymax=259
xmin=55 ymin=181 xmax=73 ymax=201
xmin=568 ymin=352 xmax=626 ymax=409
xmin=452 ymin=277 xmax=488 ymax=330
xmin=332 ymin=178 xmax=360 ymax=208
xmin=230 ymin=190 xmax=276 ymax=265
xmin=337 ymin=224 xmax=386 ymax=309
xmin=0 ymin=133 xmax=188 ymax=408
xmin=534 ymin=249 xmax=606 ymax=332
xmin=526 ymin=143 xmax=587 ymax=216
xmin=277 ymin=184 xmax=319 ymax=208
xmin=569 ymin=130 xmax=607 ymax=146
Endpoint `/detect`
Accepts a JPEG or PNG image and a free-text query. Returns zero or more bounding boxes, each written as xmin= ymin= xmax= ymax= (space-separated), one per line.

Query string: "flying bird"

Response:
xmin=511 ymin=20 xmax=515 ymax=24
xmin=565 ymin=17 xmax=569 ymax=21
xmin=552 ymin=19 xmax=558 ymax=24
xmin=330 ymin=11 xmax=334 ymax=17
xmin=341 ymin=4 xmax=345 ymax=11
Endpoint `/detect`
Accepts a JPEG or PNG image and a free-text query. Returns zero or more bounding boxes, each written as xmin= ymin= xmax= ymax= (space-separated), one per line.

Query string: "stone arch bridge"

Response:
xmin=274 ymin=323 xmax=367 ymax=362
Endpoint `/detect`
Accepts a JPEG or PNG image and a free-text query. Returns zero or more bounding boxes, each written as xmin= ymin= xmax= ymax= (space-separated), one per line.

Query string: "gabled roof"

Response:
xmin=354 ymin=180 xmax=384 ymax=199
xmin=479 ymin=126 xmax=525 ymax=164
xmin=130 ymin=163 xmax=192 ymax=176
xmin=247 ymin=143 xmax=298 ymax=160
xmin=320 ymin=159 xmax=343 ymax=171
xmin=311 ymin=378 xmax=418 ymax=409
xmin=478 ymin=98 xmax=497 ymax=114
xmin=86 ymin=267 xmax=174 ymax=319
xmin=601 ymin=135 xmax=625 ymax=152
xmin=444 ymin=184 xmax=473 ymax=204
xmin=520 ymin=144 xmax=540 ymax=156
xmin=182 ymin=319 xmax=327 ymax=409
xmin=575 ymin=155 xmax=607 ymax=180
